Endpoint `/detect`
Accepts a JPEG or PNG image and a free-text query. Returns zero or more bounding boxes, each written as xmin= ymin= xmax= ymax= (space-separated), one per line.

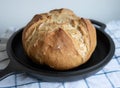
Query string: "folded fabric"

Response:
xmin=0 ymin=21 xmax=120 ymax=88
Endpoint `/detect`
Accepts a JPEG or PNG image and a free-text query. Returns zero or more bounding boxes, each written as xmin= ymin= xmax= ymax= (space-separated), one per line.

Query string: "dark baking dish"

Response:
xmin=0 ymin=19 xmax=115 ymax=82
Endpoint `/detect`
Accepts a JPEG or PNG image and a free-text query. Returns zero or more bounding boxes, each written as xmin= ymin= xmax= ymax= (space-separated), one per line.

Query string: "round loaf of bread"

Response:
xmin=22 ymin=8 xmax=96 ymax=70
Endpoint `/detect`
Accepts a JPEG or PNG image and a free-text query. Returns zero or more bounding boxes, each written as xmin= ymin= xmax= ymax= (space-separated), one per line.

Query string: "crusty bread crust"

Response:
xmin=22 ymin=8 xmax=96 ymax=70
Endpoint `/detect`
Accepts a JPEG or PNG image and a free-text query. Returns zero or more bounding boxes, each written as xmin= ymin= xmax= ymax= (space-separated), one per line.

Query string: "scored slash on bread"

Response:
xmin=22 ymin=8 xmax=96 ymax=70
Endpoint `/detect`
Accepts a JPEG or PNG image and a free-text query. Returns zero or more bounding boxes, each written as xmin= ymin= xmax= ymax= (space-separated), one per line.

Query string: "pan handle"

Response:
xmin=0 ymin=58 xmax=29 ymax=81
xmin=0 ymin=59 xmax=16 ymax=81
xmin=90 ymin=19 xmax=106 ymax=31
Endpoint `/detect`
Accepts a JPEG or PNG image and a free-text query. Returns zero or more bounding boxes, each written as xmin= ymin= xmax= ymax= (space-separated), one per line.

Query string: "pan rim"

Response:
xmin=6 ymin=27 xmax=115 ymax=77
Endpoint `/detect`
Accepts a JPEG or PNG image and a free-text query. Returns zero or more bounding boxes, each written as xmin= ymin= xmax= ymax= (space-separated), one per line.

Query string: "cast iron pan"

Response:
xmin=0 ymin=19 xmax=115 ymax=82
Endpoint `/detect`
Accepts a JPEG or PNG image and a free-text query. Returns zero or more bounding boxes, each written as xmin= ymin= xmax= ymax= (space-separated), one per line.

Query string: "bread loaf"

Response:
xmin=22 ymin=8 xmax=96 ymax=70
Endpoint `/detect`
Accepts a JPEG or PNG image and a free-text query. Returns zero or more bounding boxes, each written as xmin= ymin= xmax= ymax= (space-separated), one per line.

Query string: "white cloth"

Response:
xmin=0 ymin=21 xmax=120 ymax=88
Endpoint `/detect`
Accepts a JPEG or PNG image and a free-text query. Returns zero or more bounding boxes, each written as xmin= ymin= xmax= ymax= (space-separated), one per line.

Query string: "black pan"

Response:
xmin=0 ymin=20 xmax=115 ymax=82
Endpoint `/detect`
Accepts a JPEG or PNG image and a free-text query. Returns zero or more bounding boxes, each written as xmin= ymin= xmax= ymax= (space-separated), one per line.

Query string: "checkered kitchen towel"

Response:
xmin=0 ymin=21 xmax=120 ymax=88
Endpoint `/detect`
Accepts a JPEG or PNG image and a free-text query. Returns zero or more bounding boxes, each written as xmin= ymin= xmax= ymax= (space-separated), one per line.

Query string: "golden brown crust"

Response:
xmin=22 ymin=8 xmax=96 ymax=70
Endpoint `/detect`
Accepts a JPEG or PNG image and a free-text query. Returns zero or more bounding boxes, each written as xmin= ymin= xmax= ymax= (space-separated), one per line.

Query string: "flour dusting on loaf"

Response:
xmin=22 ymin=8 xmax=96 ymax=70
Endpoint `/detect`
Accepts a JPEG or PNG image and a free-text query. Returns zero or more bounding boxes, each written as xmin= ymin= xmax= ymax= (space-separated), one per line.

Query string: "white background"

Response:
xmin=0 ymin=0 xmax=120 ymax=33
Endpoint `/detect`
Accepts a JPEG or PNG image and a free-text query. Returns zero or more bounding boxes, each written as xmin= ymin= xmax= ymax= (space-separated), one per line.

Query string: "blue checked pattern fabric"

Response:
xmin=0 ymin=21 xmax=120 ymax=88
